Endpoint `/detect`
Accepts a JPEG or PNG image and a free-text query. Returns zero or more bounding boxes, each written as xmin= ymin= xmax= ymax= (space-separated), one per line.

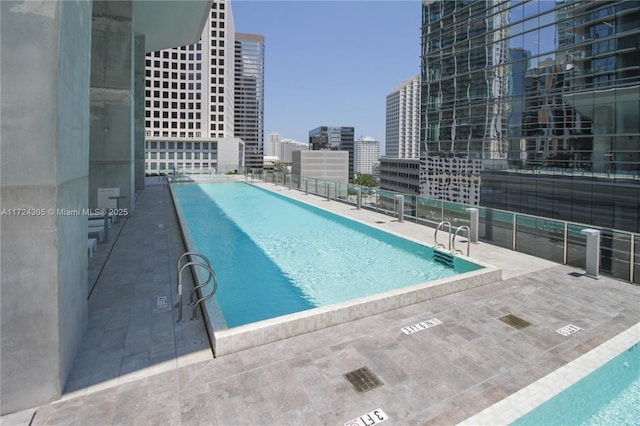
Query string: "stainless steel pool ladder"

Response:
xmin=452 ymin=225 xmax=471 ymax=256
xmin=435 ymin=221 xmax=452 ymax=250
xmin=176 ymin=252 xmax=218 ymax=322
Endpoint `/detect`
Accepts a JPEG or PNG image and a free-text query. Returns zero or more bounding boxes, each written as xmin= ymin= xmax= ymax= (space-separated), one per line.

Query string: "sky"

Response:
xmin=232 ymin=0 xmax=422 ymax=153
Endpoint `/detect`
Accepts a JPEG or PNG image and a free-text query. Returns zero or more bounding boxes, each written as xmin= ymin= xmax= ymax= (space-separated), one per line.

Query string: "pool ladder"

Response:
xmin=435 ymin=221 xmax=471 ymax=257
xmin=176 ymin=251 xmax=218 ymax=322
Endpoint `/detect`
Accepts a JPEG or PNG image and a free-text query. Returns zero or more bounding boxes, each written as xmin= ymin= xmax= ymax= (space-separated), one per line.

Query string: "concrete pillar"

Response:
xmin=581 ymin=229 xmax=601 ymax=278
xmin=466 ymin=208 xmax=479 ymax=243
xmin=1 ymin=0 xmax=91 ymax=414
xmin=134 ymin=35 xmax=146 ymax=192
xmin=89 ymin=1 xmax=135 ymax=213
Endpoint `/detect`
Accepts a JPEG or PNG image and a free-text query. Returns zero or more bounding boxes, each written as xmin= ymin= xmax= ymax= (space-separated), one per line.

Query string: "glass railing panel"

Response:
xmin=479 ymin=209 xmax=514 ymax=250
xmin=443 ymin=202 xmax=471 ymax=228
xmin=515 ymin=216 xmax=565 ymax=263
xmin=566 ymin=224 xmax=587 ymax=270
xmin=634 ymin=235 xmax=640 ymax=285
xmin=600 ymin=230 xmax=631 ymax=282
xmin=376 ymin=189 xmax=397 ymax=216
xmin=416 ymin=197 xmax=443 ymax=226
xmin=333 ymin=182 xmax=349 ymax=203
xmin=404 ymin=195 xmax=418 ymax=222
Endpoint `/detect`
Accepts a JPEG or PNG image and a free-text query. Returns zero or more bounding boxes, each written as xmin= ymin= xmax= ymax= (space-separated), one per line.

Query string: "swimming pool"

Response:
xmin=171 ymin=180 xmax=501 ymax=355
xmin=460 ymin=323 xmax=640 ymax=425
xmin=513 ymin=342 xmax=639 ymax=426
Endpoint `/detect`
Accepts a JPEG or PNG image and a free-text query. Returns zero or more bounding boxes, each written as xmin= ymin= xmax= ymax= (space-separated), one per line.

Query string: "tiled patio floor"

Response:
xmin=3 ymin=179 xmax=639 ymax=426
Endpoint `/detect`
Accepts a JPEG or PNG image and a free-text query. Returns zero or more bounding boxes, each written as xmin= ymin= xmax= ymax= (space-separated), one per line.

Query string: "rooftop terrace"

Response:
xmin=3 ymin=177 xmax=639 ymax=425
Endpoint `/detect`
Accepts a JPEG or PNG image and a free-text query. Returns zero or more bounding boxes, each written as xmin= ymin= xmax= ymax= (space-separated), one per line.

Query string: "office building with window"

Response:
xmin=354 ymin=137 xmax=381 ymax=176
xmin=309 ymin=126 xmax=355 ymax=181
xmin=386 ymin=75 xmax=421 ymax=159
xmin=144 ymin=0 xmax=246 ymax=174
xmin=421 ymin=0 xmax=640 ymax=232
xmin=235 ymin=33 xmax=265 ymax=171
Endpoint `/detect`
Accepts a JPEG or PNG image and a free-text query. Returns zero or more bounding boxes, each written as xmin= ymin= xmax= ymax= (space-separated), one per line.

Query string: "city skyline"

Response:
xmin=232 ymin=0 xmax=422 ymax=152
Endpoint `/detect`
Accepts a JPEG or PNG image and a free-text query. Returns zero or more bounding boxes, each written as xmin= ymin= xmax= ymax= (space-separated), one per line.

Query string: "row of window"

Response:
xmin=145 ymin=100 xmax=224 ymax=112
xmin=147 ymin=152 xmax=215 ymax=160
xmin=146 ymin=162 xmax=215 ymax=171
xmin=147 ymin=141 xmax=217 ymax=150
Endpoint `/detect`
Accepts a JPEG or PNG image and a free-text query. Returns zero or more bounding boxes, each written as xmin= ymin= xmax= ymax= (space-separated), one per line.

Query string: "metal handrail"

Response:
xmin=453 ymin=225 xmax=471 ymax=256
xmin=176 ymin=252 xmax=212 ymax=307
xmin=190 ymin=265 xmax=218 ymax=321
xmin=176 ymin=252 xmax=215 ymax=322
xmin=435 ymin=221 xmax=451 ymax=250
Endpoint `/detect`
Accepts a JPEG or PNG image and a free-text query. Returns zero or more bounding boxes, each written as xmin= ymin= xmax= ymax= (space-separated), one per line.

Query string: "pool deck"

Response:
xmin=3 ymin=178 xmax=640 ymax=425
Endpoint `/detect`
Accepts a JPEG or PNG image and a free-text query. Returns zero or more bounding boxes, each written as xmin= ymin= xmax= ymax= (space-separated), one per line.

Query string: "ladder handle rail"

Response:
xmin=176 ymin=260 xmax=215 ymax=323
xmin=435 ymin=221 xmax=452 ymax=250
xmin=176 ymin=252 xmax=211 ymax=305
xmin=188 ymin=265 xmax=217 ymax=305
xmin=191 ymin=265 xmax=218 ymax=321
xmin=453 ymin=225 xmax=471 ymax=256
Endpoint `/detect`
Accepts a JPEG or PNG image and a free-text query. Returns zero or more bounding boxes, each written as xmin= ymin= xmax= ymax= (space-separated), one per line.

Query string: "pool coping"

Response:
xmin=459 ymin=321 xmax=640 ymax=425
xmin=169 ymin=180 xmax=502 ymax=356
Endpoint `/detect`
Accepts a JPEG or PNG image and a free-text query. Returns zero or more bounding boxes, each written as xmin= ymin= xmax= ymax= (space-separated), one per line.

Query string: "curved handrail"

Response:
xmin=177 ymin=261 xmax=210 ymax=322
xmin=435 ymin=221 xmax=451 ymax=250
xmin=176 ymin=252 xmax=212 ymax=307
xmin=190 ymin=264 xmax=218 ymax=321
xmin=453 ymin=225 xmax=471 ymax=256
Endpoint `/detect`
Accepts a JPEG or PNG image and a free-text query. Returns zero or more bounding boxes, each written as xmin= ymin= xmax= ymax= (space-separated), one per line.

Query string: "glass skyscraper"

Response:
xmin=421 ymin=0 xmax=640 ymax=232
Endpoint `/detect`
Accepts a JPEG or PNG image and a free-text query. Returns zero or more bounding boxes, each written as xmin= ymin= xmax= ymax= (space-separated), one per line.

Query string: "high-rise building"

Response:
xmin=143 ymin=0 xmax=256 ymax=174
xmin=145 ymin=1 xmax=235 ymax=140
xmin=309 ymin=126 xmax=355 ymax=181
xmin=354 ymin=137 xmax=381 ymax=175
xmin=267 ymin=132 xmax=282 ymax=156
xmin=421 ymin=0 xmax=640 ymax=231
xmin=279 ymin=139 xmax=309 ymax=163
xmin=385 ymin=75 xmax=421 ymax=159
xmin=235 ymin=33 xmax=265 ymax=171
xmin=266 ymin=132 xmax=308 ymax=162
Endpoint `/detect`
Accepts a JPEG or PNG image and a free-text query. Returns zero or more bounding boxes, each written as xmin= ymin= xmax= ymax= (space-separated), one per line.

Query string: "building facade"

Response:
xmin=144 ymin=1 xmax=265 ymax=174
xmin=309 ymin=126 xmax=355 ymax=181
xmin=278 ymin=139 xmax=309 ymax=163
xmin=378 ymin=158 xmax=421 ymax=194
xmin=291 ymin=150 xmax=349 ymax=184
xmin=235 ymin=33 xmax=265 ymax=171
xmin=145 ymin=1 xmax=235 ymax=141
xmin=386 ymin=75 xmax=421 ymax=159
xmin=421 ymin=0 xmax=640 ymax=232
xmin=354 ymin=137 xmax=381 ymax=176
xmin=266 ymin=132 xmax=282 ymax=156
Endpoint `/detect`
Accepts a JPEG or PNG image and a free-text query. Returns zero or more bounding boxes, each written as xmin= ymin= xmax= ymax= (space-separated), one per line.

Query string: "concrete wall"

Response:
xmin=1 ymin=0 xmax=91 ymax=414
xmin=292 ymin=150 xmax=349 ymax=184
xmin=217 ymin=137 xmax=245 ymax=172
xmin=134 ymin=35 xmax=146 ymax=191
xmin=89 ymin=1 xmax=135 ymax=212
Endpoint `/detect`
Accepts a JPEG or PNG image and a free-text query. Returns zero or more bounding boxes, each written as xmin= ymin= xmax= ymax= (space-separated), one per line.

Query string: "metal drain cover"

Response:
xmin=499 ymin=314 xmax=531 ymax=329
xmin=344 ymin=367 xmax=383 ymax=394
xmin=375 ymin=221 xmax=385 ymax=224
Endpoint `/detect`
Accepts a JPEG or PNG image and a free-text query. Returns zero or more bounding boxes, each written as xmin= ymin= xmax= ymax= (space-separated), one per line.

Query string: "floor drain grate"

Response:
xmin=499 ymin=314 xmax=531 ymax=329
xmin=375 ymin=221 xmax=385 ymax=224
xmin=343 ymin=367 xmax=383 ymax=394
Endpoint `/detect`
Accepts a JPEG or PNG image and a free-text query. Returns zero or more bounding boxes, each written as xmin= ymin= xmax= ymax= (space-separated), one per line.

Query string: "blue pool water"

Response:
xmin=172 ymin=182 xmax=482 ymax=328
xmin=513 ymin=343 xmax=640 ymax=426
